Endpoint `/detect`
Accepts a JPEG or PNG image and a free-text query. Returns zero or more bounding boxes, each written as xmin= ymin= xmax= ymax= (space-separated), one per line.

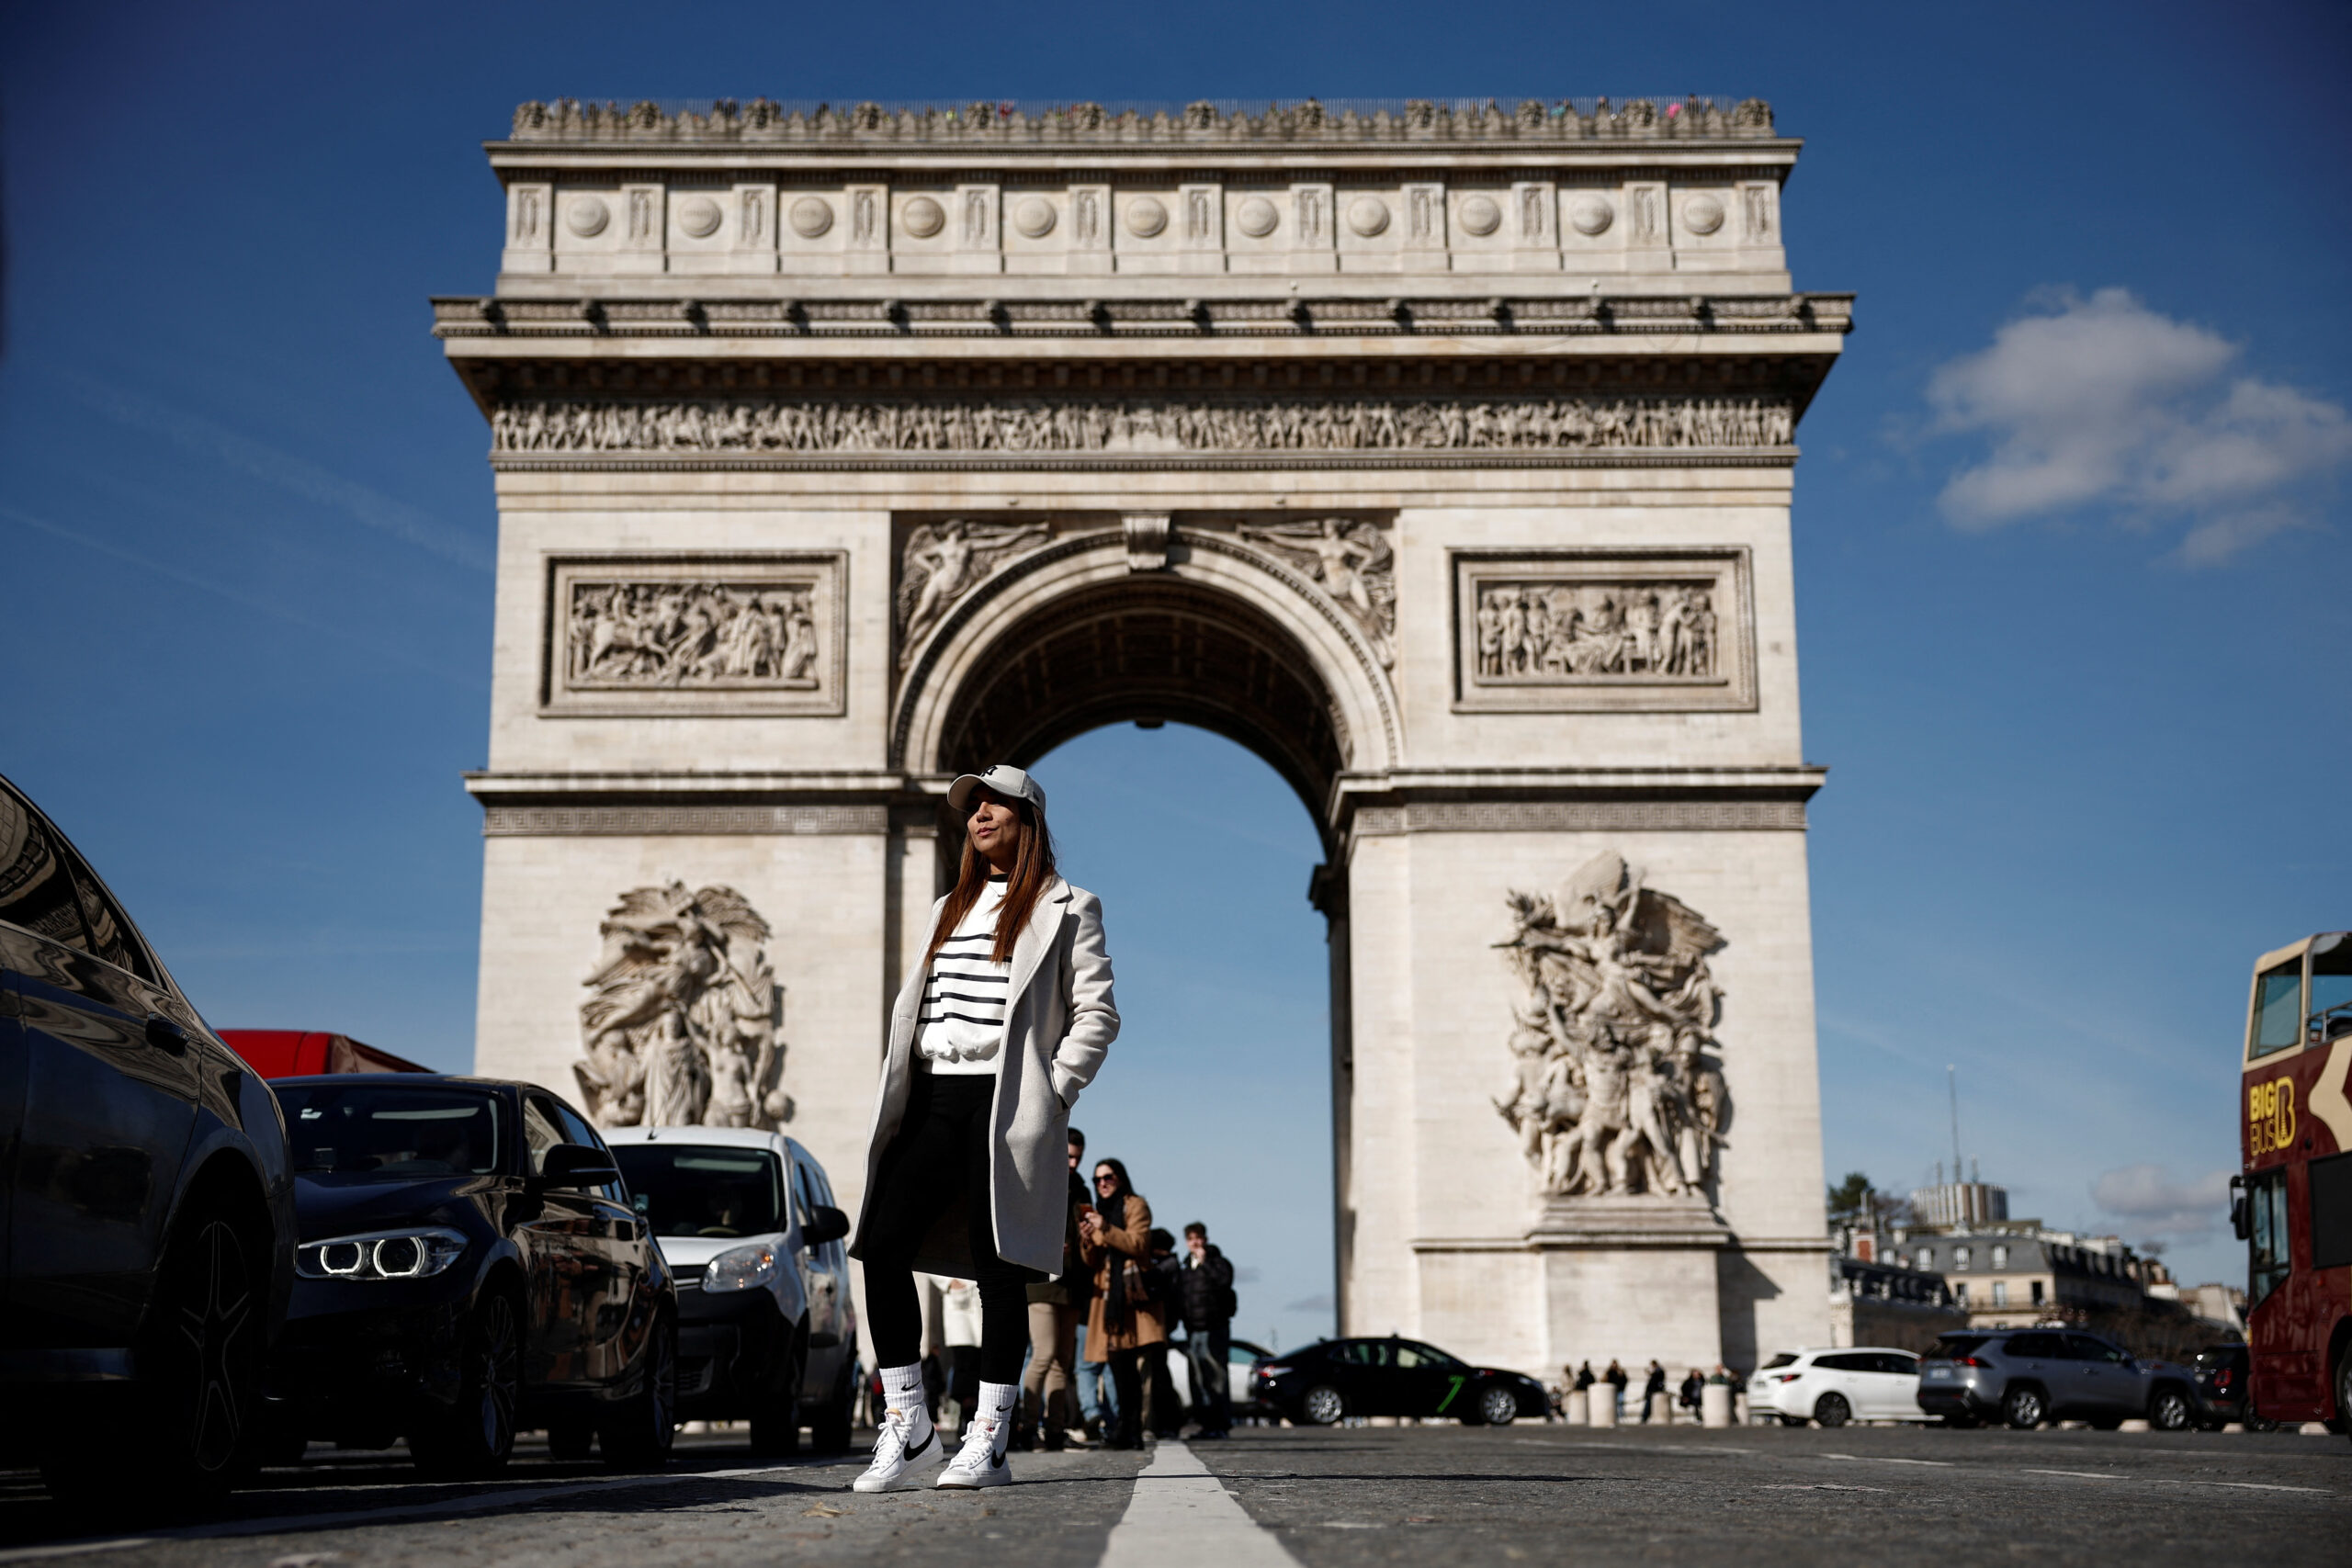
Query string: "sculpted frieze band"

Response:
xmin=490 ymin=396 xmax=1795 ymax=456
xmin=544 ymin=554 xmax=844 ymax=716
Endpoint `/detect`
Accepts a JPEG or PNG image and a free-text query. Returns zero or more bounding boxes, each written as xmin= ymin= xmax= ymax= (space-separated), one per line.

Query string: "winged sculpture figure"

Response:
xmin=576 ymin=881 xmax=791 ymax=1129
xmin=1234 ymin=518 xmax=1396 ymax=666
xmin=1493 ymin=850 xmax=1729 ymax=1200
xmin=896 ymin=519 xmax=1054 ymax=667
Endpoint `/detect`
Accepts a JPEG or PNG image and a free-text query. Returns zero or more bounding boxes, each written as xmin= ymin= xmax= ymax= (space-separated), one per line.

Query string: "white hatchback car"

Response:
xmin=1750 ymin=1348 xmax=1928 ymax=1427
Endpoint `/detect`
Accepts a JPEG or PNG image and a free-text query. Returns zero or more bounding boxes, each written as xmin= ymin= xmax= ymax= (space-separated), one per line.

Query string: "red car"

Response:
xmin=220 ymin=1031 xmax=431 ymax=1078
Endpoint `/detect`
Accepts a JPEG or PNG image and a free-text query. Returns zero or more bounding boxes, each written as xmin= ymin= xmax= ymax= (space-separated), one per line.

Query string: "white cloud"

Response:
xmin=1928 ymin=288 xmax=2352 ymax=561
xmin=2090 ymin=1163 xmax=2230 ymax=1239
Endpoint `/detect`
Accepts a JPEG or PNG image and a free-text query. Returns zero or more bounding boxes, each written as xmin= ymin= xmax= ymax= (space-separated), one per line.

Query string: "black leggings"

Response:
xmin=860 ymin=1071 xmax=1031 ymax=1385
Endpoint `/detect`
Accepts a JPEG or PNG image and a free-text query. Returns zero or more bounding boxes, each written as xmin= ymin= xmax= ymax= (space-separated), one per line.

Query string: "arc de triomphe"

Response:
xmin=438 ymin=96 xmax=1849 ymax=1375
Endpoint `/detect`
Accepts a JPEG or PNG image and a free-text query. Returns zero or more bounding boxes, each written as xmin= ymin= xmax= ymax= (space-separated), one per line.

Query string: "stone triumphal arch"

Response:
xmin=440 ymin=96 xmax=1849 ymax=1373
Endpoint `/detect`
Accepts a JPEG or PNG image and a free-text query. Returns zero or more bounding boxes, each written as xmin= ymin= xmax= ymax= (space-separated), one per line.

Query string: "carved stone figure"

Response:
xmin=1472 ymin=581 xmax=1716 ymax=682
xmin=576 ymin=882 xmax=790 ymax=1130
xmin=1493 ymin=850 xmax=1729 ymax=1199
xmin=1237 ymin=518 xmax=1396 ymax=665
xmin=566 ymin=580 xmax=819 ymax=690
xmin=896 ymin=519 xmax=1052 ymax=664
xmin=491 ymin=396 xmax=1796 ymax=456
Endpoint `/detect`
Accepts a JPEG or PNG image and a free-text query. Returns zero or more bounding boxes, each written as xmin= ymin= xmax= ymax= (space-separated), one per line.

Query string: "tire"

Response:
xmin=2001 ymin=1384 xmax=2047 ymax=1430
xmin=411 ymin=1290 xmax=523 ymax=1478
xmin=1299 ymin=1384 xmax=1347 ymax=1427
xmin=1814 ymin=1393 xmax=1851 ymax=1429
xmin=45 ymin=1202 xmax=267 ymax=1511
xmin=809 ymin=1357 xmax=854 ymax=1454
xmin=1476 ymin=1384 xmax=1520 ymax=1427
xmin=2335 ymin=1346 xmax=2352 ymax=1449
xmin=750 ymin=1383 xmax=801 ymax=1457
xmin=600 ymin=1315 xmax=677 ymax=1470
xmin=547 ymin=1419 xmax=595 ymax=1461
xmin=2148 ymin=1386 xmax=2192 ymax=1432
xmin=2247 ymin=1416 xmax=2279 ymax=1435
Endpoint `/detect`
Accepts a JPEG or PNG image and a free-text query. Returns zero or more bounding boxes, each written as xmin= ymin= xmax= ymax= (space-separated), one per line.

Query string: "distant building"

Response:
xmin=1827 ymin=1253 xmax=1967 ymax=1352
xmin=1910 ymin=1175 xmax=2010 ymax=1230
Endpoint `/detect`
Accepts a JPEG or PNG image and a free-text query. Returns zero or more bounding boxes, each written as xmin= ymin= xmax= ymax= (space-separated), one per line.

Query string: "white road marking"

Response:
xmin=1099 ymin=1440 xmax=1300 ymax=1568
xmin=1817 ymin=1452 xmax=1956 ymax=1467
xmin=0 ymin=1458 xmax=858 ymax=1566
xmin=2024 ymin=1469 xmax=2123 ymax=1480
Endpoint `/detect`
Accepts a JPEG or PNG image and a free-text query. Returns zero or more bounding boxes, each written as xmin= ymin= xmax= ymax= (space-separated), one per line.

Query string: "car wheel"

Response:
xmin=547 ymin=1419 xmax=595 ymax=1461
xmin=2335 ymin=1347 xmax=2352 ymax=1448
xmin=2247 ymin=1416 xmax=2279 ymax=1434
xmin=2148 ymin=1387 xmax=2192 ymax=1432
xmin=600 ymin=1315 xmax=678 ymax=1470
xmin=1477 ymin=1384 xmax=1520 ymax=1427
xmin=750 ymin=1378 xmax=802 ymax=1458
xmin=2001 ymin=1384 xmax=2046 ymax=1430
xmin=47 ymin=1201 xmax=270 ymax=1511
xmin=1300 ymin=1384 xmax=1347 ymax=1427
xmin=1814 ymin=1393 xmax=1851 ymax=1429
xmin=809 ymin=1357 xmax=855 ymax=1454
xmin=411 ymin=1290 xmax=522 ymax=1478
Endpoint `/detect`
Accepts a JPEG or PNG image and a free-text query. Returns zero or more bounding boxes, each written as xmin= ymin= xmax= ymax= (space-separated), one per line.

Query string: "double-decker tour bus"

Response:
xmin=2232 ymin=931 xmax=2352 ymax=1435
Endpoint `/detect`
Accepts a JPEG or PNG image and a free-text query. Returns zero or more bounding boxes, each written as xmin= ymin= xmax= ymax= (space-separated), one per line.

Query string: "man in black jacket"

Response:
xmin=1179 ymin=1222 xmax=1237 ymax=1438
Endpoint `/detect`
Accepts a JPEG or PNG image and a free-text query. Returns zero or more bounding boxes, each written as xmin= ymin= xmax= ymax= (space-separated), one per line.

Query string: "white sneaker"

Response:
xmin=852 ymin=1408 xmax=940 ymax=1493
xmin=933 ymin=1421 xmax=1011 ymax=1489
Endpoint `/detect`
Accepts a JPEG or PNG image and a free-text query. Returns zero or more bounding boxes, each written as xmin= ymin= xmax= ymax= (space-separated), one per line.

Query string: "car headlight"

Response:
xmin=704 ymin=1242 xmax=782 ymax=1292
xmin=297 ymin=1227 xmax=469 ymax=1281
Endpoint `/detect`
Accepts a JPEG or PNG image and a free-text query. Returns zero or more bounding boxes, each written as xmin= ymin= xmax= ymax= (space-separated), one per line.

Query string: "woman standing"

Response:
xmin=849 ymin=765 xmax=1119 ymax=1492
xmin=1078 ymin=1158 xmax=1169 ymax=1450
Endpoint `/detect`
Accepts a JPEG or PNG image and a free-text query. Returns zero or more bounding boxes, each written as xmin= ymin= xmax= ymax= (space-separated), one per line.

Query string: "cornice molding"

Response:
xmin=503 ymin=96 xmax=1781 ymax=151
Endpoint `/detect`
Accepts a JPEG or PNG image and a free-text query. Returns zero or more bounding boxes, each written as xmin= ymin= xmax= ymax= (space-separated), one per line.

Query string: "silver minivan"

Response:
xmin=605 ymin=1126 xmax=856 ymax=1454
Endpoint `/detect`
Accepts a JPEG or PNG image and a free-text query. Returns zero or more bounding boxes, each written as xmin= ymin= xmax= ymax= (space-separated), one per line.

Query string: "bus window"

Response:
xmin=2310 ymin=936 xmax=2352 ymax=1043
xmin=2247 ymin=1169 xmax=2290 ymax=1309
xmin=2250 ymin=962 xmax=2303 ymax=1059
xmin=2312 ymin=1154 xmax=2352 ymax=1272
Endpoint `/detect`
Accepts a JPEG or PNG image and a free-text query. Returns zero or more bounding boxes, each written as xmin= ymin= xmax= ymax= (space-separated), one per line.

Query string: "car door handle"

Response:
xmin=144 ymin=1013 xmax=188 ymax=1052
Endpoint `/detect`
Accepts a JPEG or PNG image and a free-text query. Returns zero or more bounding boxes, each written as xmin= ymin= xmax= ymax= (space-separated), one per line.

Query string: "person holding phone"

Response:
xmin=849 ymin=765 xmax=1119 ymax=1492
xmin=1078 ymin=1157 xmax=1167 ymax=1450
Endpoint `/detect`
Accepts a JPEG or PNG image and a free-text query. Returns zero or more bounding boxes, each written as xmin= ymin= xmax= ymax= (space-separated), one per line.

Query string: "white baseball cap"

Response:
xmin=946 ymin=763 xmax=1046 ymax=815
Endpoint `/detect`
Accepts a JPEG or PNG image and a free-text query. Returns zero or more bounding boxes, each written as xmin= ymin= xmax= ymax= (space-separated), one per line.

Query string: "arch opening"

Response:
xmin=933 ymin=575 xmax=1351 ymax=845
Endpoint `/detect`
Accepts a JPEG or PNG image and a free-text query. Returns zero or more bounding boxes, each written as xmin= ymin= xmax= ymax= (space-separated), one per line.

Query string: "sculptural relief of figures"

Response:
xmin=1493 ymin=850 xmax=1730 ymax=1200
xmin=1474 ymin=581 xmax=1716 ymax=682
xmin=576 ymin=882 xmax=791 ymax=1131
xmin=492 ymin=396 xmax=1795 ymax=456
xmin=895 ymin=519 xmax=1053 ymax=665
xmin=568 ymin=581 xmax=820 ymax=690
xmin=1236 ymin=518 xmax=1396 ymax=665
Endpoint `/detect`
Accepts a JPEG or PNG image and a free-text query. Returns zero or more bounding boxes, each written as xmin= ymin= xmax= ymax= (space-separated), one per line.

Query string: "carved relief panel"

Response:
xmin=542 ymin=553 xmax=846 ymax=716
xmin=1452 ymin=548 xmax=1755 ymax=712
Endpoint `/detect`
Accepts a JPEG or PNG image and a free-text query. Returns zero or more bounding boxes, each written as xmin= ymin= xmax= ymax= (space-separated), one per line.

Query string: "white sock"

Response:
xmin=976 ymin=1381 xmax=1020 ymax=1457
xmin=879 ymin=1363 xmax=931 ymax=1432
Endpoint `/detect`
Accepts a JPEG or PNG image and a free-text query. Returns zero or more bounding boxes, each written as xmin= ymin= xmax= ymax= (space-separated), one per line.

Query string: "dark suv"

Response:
xmin=0 ymin=775 xmax=296 ymax=1505
xmin=1916 ymin=1328 xmax=2195 ymax=1429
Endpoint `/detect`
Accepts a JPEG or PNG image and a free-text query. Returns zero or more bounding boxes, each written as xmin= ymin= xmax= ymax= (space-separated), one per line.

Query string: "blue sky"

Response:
xmin=4 ymin=0 xmax=2348 ymax=1344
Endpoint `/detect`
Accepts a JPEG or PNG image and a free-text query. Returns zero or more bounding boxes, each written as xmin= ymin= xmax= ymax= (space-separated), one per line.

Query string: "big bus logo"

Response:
xmin=2248 ymin=1077 xmax=2297 ymax=1156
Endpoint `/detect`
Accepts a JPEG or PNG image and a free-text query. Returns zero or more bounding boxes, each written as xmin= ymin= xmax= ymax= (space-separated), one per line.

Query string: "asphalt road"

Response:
xmin=1 ymin=1423 xmax=2345 ymax=1568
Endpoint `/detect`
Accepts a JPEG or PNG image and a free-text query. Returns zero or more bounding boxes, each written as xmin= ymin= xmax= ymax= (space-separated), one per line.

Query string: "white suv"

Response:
xmin=1749 ymin=1347 xmax=1927 ymax=1427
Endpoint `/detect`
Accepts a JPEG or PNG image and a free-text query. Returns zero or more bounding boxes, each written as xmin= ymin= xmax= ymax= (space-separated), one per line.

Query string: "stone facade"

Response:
xmin=442 ymin=96 xmax=1849 ymax=1378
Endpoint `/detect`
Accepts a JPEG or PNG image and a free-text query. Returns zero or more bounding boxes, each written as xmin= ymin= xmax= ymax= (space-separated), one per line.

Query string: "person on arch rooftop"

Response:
xmin=849 ymin=764 xmax=1121 ymax=1492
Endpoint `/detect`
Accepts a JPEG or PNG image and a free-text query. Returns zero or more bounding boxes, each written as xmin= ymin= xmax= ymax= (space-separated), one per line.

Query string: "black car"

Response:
xmin=2190 ymin=1343 xmax=2278 ymax=1432
xmin=265 ymin=1075 xmax=678 ymax=1475
xmin=1252 ymin=1336 xmax=1548 ymax=1426
xmin=0 ymin=775 xmax=296 ymax=1506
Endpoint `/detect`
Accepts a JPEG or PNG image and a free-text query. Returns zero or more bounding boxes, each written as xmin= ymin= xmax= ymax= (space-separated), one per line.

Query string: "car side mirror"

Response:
xmin=802 ymin=1204 xmax=850 ymax=1247
xmin=2228 ymin=1174 xmax=2249 ymax=1241
xmin=539 ymin=1142 xmax=621 ymax=1189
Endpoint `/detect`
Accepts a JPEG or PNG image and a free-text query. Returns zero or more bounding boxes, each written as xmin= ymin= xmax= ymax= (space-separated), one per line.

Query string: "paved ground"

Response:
xmin=1 ymin=1423 xmax=2346 ymax=1567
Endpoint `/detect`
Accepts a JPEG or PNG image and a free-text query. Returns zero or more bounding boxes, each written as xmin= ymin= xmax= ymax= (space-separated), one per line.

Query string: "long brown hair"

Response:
xmin=922 ymin=791 xmax=1058 ymax=971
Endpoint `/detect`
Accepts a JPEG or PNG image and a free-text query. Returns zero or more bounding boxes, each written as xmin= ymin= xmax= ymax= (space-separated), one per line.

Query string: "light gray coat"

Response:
xmin=849 ymin=876 xmax=1118 ymax=1278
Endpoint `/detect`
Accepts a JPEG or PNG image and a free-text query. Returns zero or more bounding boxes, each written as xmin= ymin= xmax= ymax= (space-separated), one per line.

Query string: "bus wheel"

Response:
xmin=2335 ymin=1348 xmax=2352 ymax=1446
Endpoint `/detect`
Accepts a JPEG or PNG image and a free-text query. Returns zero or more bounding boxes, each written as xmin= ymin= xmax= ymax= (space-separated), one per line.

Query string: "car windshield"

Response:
xmin=277 ymin=1084 xmax=503 ymax=1179
xmin=612 ymin=1145 xmax=786 ymax=1239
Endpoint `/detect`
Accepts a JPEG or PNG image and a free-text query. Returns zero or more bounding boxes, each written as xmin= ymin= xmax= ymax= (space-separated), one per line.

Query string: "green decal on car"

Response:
xmin=1436 ymin=1375 xmax=1466 ymax=1412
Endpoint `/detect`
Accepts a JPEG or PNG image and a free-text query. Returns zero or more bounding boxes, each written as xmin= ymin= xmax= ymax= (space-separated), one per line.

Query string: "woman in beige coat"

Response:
xmin=1077 ymin=1156 xmax=1167 ymax=1450
xmin=847 ymin=764 xmax=1119 ymax=1492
